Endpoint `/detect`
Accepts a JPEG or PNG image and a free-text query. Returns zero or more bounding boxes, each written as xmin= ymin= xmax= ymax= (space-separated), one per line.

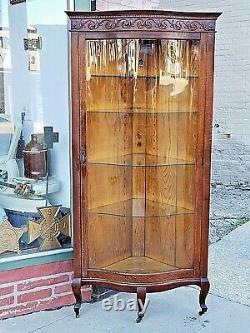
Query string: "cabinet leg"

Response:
xmin=199 ymin=278 xmax=210 ymax=316
xmin=72 ymin=278 xmax=82 ymax=318
xmin=136 ymin=287 xmax=147 ymax=323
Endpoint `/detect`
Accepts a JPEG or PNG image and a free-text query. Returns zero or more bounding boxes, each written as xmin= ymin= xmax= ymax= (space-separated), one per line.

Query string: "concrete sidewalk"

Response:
xmin=209 ymin=221 xmax=250 ymax=306
xmin=1 ymin=222 xmax=249 ymax=333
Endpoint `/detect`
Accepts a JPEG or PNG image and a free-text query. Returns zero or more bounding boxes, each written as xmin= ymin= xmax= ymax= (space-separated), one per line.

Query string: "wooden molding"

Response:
xmin=66 ymin=11 xmax=220 ymax=33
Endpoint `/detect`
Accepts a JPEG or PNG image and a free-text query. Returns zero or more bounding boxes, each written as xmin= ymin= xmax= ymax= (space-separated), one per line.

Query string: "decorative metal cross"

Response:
xmin=0 ymin=217 xmax=26 ymax=254
xmin=27 ymin=206 xmax=71 ymax=251
xmin=37 ymin=126 xmax=59 ymax=149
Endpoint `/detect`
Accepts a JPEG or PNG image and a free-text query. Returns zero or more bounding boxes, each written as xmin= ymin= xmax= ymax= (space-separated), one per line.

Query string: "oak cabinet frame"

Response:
xmin=66 ymin=10 xmax=221 ymax=322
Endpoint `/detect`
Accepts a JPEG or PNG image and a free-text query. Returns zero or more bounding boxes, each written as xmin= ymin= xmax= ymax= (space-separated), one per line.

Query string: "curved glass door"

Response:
xmin=85 ymin=38 xmax=199 ymax=273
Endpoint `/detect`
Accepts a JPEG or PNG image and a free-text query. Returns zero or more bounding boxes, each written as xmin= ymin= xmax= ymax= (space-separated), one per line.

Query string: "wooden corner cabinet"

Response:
xmin=66 ymin=10 xmax=221 ymax=322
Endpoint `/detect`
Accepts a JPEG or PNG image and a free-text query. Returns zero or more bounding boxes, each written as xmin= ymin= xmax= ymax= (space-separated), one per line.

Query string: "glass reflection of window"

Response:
xmin=0 ymin=0 xmax=72 ymax=258
xmin=85 ymin=38 xmax=198 ymax=273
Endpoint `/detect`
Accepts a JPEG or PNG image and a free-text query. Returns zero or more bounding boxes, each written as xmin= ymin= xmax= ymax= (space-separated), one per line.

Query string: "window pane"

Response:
xmin=0 ymin=0 xmax=72 ymax=259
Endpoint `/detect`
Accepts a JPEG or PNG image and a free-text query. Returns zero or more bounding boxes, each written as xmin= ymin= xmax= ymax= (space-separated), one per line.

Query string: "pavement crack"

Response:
xmin=27 ymin=314 xmax=72 ymax=333
xmin=207 ymin=291 xmax=250 ymax=308
xmin=188 ymin=285 xmax=250 ymax=308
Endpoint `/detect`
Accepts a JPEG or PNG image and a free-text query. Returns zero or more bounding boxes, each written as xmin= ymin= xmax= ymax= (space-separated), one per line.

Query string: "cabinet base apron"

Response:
xmin=71 ymin=276 xmax=210 ymax=322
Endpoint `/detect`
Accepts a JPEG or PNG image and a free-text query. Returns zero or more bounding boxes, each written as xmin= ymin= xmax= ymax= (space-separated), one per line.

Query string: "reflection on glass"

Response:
xmin=86 ymin=39 xmax=199 ymax=273
xmin=0 ymin=0 xmax=71 ymax=258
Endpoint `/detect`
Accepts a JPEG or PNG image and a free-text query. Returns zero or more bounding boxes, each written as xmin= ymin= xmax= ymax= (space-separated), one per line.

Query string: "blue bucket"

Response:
xmin=4 ymin=209 xmax=40 ymax=227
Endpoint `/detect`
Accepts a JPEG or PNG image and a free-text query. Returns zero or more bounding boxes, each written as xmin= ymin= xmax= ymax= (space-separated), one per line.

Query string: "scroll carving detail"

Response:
xmin=71 ymin=17 xmax=215 ymax=32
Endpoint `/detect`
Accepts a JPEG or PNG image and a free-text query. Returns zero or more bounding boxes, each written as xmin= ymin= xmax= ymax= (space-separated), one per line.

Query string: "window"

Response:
xmin=0 ymin=0 xmax=74 ymax=261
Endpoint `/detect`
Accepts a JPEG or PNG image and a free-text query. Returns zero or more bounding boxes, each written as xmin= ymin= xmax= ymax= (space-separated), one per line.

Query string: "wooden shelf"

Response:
xmin=88 ymin=154 xmax=194 ymax=167
xmin=103 ymin=256 xmax=178 ymax=273
xmin=89 ymin=198 xmax=193 ymax=218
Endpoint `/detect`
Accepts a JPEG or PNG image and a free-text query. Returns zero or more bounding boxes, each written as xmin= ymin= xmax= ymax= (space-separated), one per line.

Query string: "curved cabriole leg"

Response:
xmin=136 ymin=287 xmax=147 ymax=323
xmin=72 ymin=278 xmax=82 ymax=318
xmin=199 ymin=278 xmax=210 ymax=316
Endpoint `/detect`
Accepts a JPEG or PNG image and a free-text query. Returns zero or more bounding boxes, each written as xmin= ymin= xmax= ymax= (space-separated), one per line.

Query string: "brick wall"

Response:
xmin=0 ymin=261 xmax=91 ymax=320
xmin=97 ymin=0 xmax=250 ymax=186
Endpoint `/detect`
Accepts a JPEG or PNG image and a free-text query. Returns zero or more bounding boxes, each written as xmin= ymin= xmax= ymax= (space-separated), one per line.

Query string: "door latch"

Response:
xmin=80 ymin=147 xmax=87 ymax=165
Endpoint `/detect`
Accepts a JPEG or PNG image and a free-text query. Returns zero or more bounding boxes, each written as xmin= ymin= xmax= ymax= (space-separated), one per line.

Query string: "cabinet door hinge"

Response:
xmin=80 ymin=147 xmax=87 ymax=166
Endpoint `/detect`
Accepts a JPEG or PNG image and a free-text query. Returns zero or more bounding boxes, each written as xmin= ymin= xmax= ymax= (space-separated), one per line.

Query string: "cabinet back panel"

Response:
xmin=145 ymin=216 xmax=176 ymax=266
xmin=86 ymin=113 xmax=133 ymax=162
xmin=87 ymin=77 xmax=134 ymax=111
xmin=132 ymin=217 xmax=145 ymax=257
xmin=146 ymin=166 xmax=177 ymax=208
xmin=87 ymin=165 xmax=133 ymax=209
xmin=177 ymin=113 xmax=196 ymax=162
xmin=88 ymin=214 xmax=132 ymax=268
xmin=146 ymin=113 xmax=178 ymax=159
xmin=176 ymin=214 xmax=194 ymax=268
xmin=177 ymin=165 xmax=195 ymax=211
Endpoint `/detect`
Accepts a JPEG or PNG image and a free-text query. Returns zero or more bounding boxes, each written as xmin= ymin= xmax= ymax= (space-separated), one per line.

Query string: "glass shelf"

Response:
xmin=102 ymin=256 xmax=179 ymax=273
xmin=88 ymin=74 xmax=199 ymax=79
xmin=89 ymin=198 xmax=193 ymax=218
xmin=87 ymin=109 xmax=197 ymax=114
xmin=88 ymin=154 xmax=195 ymax=167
